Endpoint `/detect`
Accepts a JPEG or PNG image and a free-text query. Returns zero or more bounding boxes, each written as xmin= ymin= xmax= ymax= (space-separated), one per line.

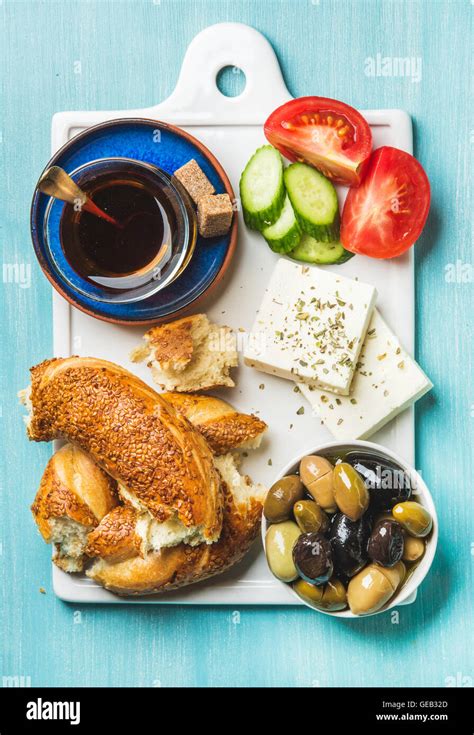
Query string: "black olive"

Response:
xmin=329 ymin=512 xmax=372 ymax=578
xmin=368 ymin=520 xmax=404 ymax=567
xmin=344 ymin=450 xmax=412 ymax=510
xmin=292 ymin=533 xmax=333 ymax=585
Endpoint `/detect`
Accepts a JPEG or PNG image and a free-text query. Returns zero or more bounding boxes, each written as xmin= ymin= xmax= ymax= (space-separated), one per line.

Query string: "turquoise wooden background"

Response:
xmin=1 ymin=0 xmax=473 ymax=688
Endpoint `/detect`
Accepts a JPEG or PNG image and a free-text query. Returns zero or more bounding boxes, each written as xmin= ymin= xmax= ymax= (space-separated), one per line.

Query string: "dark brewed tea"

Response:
xmin=60 ymin=165 xmax=181 ymax=290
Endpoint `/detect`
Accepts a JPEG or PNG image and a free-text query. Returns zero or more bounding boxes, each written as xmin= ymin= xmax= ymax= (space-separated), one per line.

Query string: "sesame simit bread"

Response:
xmin=162 ymin=392 xmax=267 ymax=454
xmin=21 ymin=357 xmax=223 ymax=546
xmin=87 ymin=453 xmax=266 ymax=595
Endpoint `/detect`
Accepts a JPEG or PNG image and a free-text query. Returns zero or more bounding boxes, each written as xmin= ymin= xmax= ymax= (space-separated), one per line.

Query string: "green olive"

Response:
xmin=347 ymin=561 xmax=405 ymax=615
xmin=333 ymin=463 xmax=370 ymax=521
xmin=299 ymin=455 xmax=337 ymax=513
xmin=294 ymin=500 xmax=329 ymax=534
xmin=293 ymin=577 xmax=347 ymax=611
xmin=293 ymin=578 xmax=324 ymax=606
xmin=265 ymin=521 xmax=301 ymax=582
xmin=263 ymin=475 xmax=304 ymax=523
xmin=319 ymin=578 xmax=348 ymax=611
xmin=392 ymin=501 xmax=432 ymax=538
xmin=402 ymin=535 xmax=426 ymax=562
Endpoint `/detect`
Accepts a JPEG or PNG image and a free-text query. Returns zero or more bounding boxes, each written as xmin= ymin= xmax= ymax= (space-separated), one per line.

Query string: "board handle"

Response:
xmin=151 ymin=23 xmax=292 ymax=124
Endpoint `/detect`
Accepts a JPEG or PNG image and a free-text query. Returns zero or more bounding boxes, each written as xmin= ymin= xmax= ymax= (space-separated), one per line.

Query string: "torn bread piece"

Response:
xmin=130 ymin=314 xmax=238 ymax=392
xmin=85 ymin=500 xmax=208 ymax=562
xmin=162 ymin=392 xmax=267 ymax=454
xmin=86 ymin=453 xmax=267 ymax=594
xmin=87 ymin=495 xmax=215 ymax=563
xmin=31 ymin=444 xmax=118 ymax=572
xmin=117 ymin=482 xmax=213 ymax=549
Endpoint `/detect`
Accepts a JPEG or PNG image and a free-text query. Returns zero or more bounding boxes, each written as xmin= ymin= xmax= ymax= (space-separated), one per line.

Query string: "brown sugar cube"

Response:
xmin=173 ymin=159 xmax=215 ymax=204
xmin=197 ymin=194 xmax=233 ymax=238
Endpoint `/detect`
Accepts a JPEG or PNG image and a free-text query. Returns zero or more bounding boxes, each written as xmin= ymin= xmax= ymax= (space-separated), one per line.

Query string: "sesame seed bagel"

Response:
xmin=162 ymin=392 xmax=267 ymax=455
xmin=87 ymin=453 xmax=266 ymax=595
xmin=23 ymin=357 xmax=223 ymax=544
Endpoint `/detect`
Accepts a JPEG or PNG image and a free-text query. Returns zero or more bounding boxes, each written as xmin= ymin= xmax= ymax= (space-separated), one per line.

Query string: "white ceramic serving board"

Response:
xmin=50 ymin=23 xmax=416 ymax=605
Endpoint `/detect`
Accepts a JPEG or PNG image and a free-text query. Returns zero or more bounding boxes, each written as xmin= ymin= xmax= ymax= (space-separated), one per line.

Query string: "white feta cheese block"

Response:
xmin=298 ymin=308 xmax=433 ymax=440
xmin=244 ymin=258 xmax=377 ymax=395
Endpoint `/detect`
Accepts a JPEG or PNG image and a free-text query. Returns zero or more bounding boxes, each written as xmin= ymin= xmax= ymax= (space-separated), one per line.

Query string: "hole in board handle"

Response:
xmin=216 ymin=66 xmax=247 ymax=98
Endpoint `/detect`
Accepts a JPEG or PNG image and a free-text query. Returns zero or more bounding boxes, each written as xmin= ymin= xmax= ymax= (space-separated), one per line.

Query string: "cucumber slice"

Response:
xmin=261 ymin=196 xmax=301 ymax=254
xmin=284 ymin=162 xmax=339 ymax=241
xmin=290 ymin=233 xmax=355 ymax=265
xmin=240 ymin=145 xmax=285 ymax=230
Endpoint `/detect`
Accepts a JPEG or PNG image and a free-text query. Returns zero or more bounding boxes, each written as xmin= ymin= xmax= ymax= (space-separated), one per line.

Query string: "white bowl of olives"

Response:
xmin=262 ymin=440 xmax=438 ymax=618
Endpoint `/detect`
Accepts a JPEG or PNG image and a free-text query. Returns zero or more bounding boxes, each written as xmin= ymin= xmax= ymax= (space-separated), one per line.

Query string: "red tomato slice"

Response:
xmin=264 ymin=96 xmax=372 ymax=186
xmin=340 ymin=146 xmax=430 ymax=259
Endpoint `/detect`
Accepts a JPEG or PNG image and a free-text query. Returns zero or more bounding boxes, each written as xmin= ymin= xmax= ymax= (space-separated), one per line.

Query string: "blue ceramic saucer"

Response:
xmin=31 ymin=118 xmax=237 ymax=325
